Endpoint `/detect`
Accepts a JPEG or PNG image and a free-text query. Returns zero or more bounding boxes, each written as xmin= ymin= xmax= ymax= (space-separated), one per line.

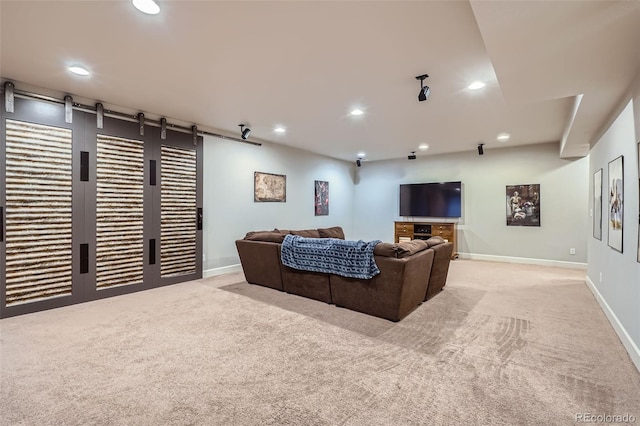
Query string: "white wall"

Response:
xmin=352 ymin=142 xmax=589 ymax=265
xmin=202 ymin=135 xmax=354 ymax=273
xmin=200 ymin=91 xmax=639 ymax=369
xmin=587 ymin=96 xmax=640 ymax=370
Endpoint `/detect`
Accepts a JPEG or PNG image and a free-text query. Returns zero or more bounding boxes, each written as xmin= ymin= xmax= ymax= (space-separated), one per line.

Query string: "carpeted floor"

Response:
xmin=1 ymin=260 xmax=639 ymax=425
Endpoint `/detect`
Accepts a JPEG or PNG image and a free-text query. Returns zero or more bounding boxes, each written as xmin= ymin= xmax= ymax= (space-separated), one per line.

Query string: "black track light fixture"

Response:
xmin=477 ymin=143 xmax=484 ymax=156
xmin=239 ymin=124 xmax=251 ymax=140
xmin=356 ymin=158 xmax=362 ymax=167
xmin=416 ymin=74 xmax=430 ymax=102
xmin=408 ymin=151 xmax=417 ymax=160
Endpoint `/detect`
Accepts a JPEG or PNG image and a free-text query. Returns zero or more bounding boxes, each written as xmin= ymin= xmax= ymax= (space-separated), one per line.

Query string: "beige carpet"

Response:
xmin=1 ymin=260 xmax=639 ymax=425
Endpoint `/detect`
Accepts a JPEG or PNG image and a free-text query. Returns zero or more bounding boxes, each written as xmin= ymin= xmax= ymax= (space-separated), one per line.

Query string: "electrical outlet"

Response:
xmin=599 ymin=272 xmax=603 ymax=283
xmin=570 ymin=248 xmax=576 ymax=255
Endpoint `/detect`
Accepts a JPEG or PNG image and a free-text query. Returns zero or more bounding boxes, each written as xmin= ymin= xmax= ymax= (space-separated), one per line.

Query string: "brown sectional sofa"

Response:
xmin=235 ymin=226 xmax=453 ymax=321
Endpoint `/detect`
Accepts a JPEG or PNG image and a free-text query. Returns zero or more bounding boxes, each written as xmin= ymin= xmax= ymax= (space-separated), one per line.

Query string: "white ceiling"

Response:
xmin=1 ymin=1 xmax=639 ymax=162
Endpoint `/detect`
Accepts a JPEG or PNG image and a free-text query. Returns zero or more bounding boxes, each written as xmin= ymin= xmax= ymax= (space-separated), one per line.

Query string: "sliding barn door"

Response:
xmin=1 ymin=95 xmax=202 ymax=318
xmin=1 ymin=98 xmax=84 ymax=316
xmin=157 ymin=134 xmax=202 ymax=286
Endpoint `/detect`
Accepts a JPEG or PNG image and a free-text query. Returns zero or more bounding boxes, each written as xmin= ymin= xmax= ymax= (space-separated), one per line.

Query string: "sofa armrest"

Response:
xmin=425 ymin=242 xmax=453 ymax=300
xmin=235 ymin=240 xmax=284 ymax=290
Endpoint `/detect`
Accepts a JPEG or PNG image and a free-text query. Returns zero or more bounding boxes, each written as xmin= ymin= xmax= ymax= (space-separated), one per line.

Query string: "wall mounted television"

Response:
xmin=399 ymin=181 xmax=462 ymax=218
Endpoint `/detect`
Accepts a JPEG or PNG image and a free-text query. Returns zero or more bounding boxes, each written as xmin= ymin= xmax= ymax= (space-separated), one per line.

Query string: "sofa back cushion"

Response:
xmin=290 ymin=229 xmax=321 ymax=238
xmin=245 ymin=230 xmax=269 ymax=238
xmin=318 ymin=226 xmax=345 ymax=239
xmin=373 ymin=242 xmax=397 ymax=257
xmin=373 ymin=240 xmax=429 ymax=258
xmin=426 ymin=236 xmax=445 ymax=247
xmin=244 ymin=231 xmax=286 ymax=243
xmin=395 ymin=240 xmax=429 ymax=258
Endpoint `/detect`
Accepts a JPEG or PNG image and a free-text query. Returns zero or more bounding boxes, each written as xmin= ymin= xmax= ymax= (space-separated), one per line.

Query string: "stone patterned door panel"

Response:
xmin=4 ymin=119 xmax=73 ymax=306
xmin=160 ymin=145 xmax=197 ymax=278
xmin=96 ymin=134 xmax=144 ymax=289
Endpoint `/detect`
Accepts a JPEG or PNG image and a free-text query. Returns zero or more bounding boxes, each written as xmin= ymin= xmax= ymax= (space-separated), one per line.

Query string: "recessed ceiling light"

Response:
xmin=68 ymin=66 xmax=90 ymax=76
xmin=497 ymin=133 xmax=510 ymax=142
xmin=132 ymin=0 xmax=160 ymax=15
xmin=274 ymin=126 xmax=286 ymax=133
xmin=467 ymin=81 xmax=486 ymax=90
xmin=350 ymin=108 xmax=364 ymax=116
xmin=418 ymin=144 xmax=429 ymax=151
xmin=357 ymin=152 xmax=366 ymax=158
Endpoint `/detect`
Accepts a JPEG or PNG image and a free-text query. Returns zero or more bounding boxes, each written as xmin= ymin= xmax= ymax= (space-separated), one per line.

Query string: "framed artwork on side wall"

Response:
xmin=506 ymin=184 xmax=540 ymax=226
xmin=314 ymin=180 xmax=329 ymax=216
xmin=607 ymin=155 xmax=624 ymax=252
xmin=593 ymin=169 xmax=602 ymax=240
xmin=254 ymin=171 xmax=286 ymax=202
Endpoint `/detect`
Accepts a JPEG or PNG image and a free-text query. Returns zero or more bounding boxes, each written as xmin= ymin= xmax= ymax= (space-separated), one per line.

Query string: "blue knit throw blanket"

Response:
xmin=281 ymin=235 xmax=382 ymax=279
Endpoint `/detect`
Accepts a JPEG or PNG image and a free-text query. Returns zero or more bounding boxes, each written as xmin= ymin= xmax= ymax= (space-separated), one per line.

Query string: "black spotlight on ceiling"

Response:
xmin=356 ymin=158 xmax=362 ymax=167
xmin=416 ymin=74 xmax=430 ymax=102
xmin=239 ymin=124 xmax=251 ymax=140
xmin=408 ymin=151 xmax=417 ymax=160
xmin=477 ymin=143 xmax=484 ymax=156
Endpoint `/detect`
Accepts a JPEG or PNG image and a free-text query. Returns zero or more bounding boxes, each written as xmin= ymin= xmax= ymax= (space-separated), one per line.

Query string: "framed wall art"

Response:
xmin=314 ymin=180 xmax=329 ymax=216
xmin=607 ymin=155 xmax=623 ymax=252
xmin=593 ymin=169 xmax=602 ymax=240
xmin=254 ymin=171 xmax=286 ymax=202
xmin=506 ymin=184 xmax=540 ymax=227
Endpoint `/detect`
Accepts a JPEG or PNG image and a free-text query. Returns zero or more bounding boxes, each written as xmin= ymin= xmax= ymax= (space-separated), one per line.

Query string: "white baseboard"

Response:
xmin=457 ymin=252 xmax=587 ymax=270
xmin=585 ymin=276 xmax=640 ymax=373
xmin=203 ymin=264 xmax=242 ymax=278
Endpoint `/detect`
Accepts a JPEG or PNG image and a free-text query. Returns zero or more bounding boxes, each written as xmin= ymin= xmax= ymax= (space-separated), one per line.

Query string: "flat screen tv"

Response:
xmin=399 ymin=181 xmax=462 ymax=218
